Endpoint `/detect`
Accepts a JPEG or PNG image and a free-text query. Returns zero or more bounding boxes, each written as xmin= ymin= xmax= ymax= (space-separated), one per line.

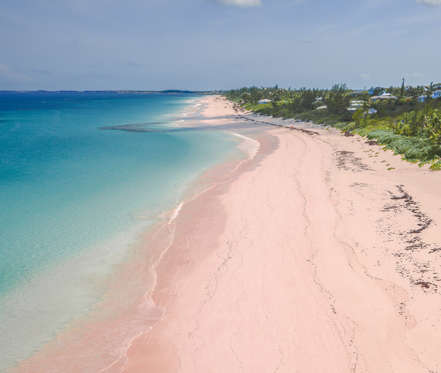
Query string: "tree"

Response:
xmin=400 ymin=77 xmax=405 ymax=97
xmin=326 ymin=84 xmax=350 ymax=115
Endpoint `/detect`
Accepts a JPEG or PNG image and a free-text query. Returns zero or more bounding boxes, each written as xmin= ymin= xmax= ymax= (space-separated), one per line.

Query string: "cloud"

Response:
xmin=417 ymin=0 xmax=441 ymax=5
xmin=216 ymin=0 xmax=262 ymax=7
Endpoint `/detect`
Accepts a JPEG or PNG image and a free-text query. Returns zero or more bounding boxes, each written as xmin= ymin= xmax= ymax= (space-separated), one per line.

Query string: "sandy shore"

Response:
xmin=17 ymin=96 xmax=441 ymax=372
xmin=122 ymin=96 xmax=441 ymax=372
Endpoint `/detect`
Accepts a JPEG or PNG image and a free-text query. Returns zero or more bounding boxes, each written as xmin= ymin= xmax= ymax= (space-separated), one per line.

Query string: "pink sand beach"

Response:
xmin=16 ymin=96 xmax=441 ymax=373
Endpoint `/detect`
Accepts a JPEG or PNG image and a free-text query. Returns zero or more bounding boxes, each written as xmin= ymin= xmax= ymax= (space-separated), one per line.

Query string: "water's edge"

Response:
xmin=1 ymin=94 xmax=243 ymax=372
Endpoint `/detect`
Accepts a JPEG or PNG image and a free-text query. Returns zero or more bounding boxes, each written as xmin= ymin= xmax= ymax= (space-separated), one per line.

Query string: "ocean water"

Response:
xmin=0 ymin=92 xmax=239 ymax=370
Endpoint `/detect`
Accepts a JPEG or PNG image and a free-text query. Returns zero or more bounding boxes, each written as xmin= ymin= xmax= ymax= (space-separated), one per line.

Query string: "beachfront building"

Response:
xmin=347 ymin=100 xmax=365 ymax=112
xmin=313 ymin=97 xmax=325 ymax=109
xmin=258 ymin=99 xmax=272 ymax=104
xmin=351 ymin=100 xmax=365 ymax=107
xmin=371 ymin=92 xmax=398 ymax=102
xmin=432 ymin=90 xmax=441 ymax=99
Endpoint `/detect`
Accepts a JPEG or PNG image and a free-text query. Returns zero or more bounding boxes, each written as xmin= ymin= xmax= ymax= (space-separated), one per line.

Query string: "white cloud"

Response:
xmin=417 ymin=0 xmax=441 ymax=5
xmin=216 ymin=0 xmax=262 ymax=7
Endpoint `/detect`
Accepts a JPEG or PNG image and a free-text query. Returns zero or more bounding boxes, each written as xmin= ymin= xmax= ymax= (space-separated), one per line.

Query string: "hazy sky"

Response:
xmin=1 ymin=0 xmax=440 ymax=90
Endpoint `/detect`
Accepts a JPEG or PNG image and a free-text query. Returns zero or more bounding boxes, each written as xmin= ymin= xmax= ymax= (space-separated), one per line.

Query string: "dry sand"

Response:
xmin=16 ymin=96 xmax=441 ymax=373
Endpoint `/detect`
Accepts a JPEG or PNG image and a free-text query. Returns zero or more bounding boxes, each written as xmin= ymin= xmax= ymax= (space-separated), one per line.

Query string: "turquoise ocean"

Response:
xmin=0 ymin=92 xmax=239 ymax=370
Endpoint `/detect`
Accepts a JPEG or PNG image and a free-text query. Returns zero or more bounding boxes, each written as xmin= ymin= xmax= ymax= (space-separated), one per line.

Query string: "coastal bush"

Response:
xmin=424 ymin=109 xmax=441 ymax=144
xmin=365 ymin=130 xmax=441 ymax=161
xmin=430 ymin=159 xmax=441 ymax=170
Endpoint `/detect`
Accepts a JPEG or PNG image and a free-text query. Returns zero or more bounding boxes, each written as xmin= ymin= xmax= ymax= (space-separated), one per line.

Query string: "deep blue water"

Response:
xmin=0 ymin=91 xmax=238 ymax=370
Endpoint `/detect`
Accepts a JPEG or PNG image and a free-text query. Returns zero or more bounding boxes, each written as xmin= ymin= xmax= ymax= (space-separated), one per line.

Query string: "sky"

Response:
xmin=0 ymin=0 xmax=440 ymax=90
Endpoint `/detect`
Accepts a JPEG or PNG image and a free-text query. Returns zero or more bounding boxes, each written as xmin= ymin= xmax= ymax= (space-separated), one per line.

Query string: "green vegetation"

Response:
xmin=225 ymin=84 xmax=441 ymax=169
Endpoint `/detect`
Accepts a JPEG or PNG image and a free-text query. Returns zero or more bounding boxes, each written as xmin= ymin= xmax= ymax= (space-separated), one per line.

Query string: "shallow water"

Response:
xmin=0 ymin=92 xmax=239 ymax=371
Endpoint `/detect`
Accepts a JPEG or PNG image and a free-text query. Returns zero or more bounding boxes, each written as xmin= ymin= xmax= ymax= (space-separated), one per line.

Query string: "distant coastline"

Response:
xmin=0 ymin=89 xmax=218 ymax=95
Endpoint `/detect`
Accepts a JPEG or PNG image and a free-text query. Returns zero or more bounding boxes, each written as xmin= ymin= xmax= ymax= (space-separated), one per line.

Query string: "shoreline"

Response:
xmin=16 ymin=95 xmax=441 ymax=372
xmin=13 ymin=96 xmax=267 ymax=373
xmin=120 ymin=121 xmax=277 ymax=372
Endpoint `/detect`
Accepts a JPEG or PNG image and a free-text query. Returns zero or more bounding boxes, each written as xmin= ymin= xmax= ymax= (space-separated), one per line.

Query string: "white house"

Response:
xmin=258 ymin=99 xmax=272 ymax=104
xmin=351 ymin=100 xmax=365 ymax=107
xmin=371 ymin=92 xmax=398 ymax=102
xmin=347 ymin=100 xmax=365 ymax=112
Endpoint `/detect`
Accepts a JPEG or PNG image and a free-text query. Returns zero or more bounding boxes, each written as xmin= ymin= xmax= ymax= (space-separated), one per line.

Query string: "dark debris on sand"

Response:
xmin=383 ymin=185 xmax=440 ymax=293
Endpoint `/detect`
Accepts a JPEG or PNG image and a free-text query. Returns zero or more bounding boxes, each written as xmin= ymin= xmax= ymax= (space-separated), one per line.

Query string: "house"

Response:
xmin=313 ymin=96 xmax=323 ymax=104
xmin=347 ymin=100 xmax=365 ymax=112
xmin=258 ymin=99 xmax=272 ymax=104
xmin=368 ymin=108 xmax=378 ymax=115
xmin=350 ymin=100 xmax=365 ymax=107
xmin=418 ymin=95 xmax=427 ymax=103
xmin=371 ymin=92 xmax=398 ymax=102
xmin=313 ymin=97 xmax=324 ymax=108
xmin=432 ymin=90 xmax=441 ymax=99
xmin=316 ymin=105 xmax=327 ymax=110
